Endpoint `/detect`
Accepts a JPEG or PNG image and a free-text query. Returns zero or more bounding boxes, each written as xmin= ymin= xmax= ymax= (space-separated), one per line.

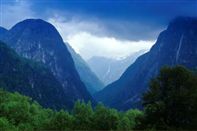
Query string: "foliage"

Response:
xmin=0 ymin=89 xmax=142 ymax=130
xmin=1 ymin=65 xmax=196 ymax=130
xmin=137 ymin=66 xmax=197 ymax=130
xmin=93 ymin=103 xmax=119 ymax=130
xmin=72 ymin=100 xmax=94 ymax=130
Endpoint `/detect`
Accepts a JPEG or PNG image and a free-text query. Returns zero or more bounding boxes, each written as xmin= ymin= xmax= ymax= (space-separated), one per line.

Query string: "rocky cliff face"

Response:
xmin=95 ymin=17 xmax=197 ymax=110
xmin=0 ymin=27 xmax=8 ymax=39
xmin=0 ymin=41 xmax=71 ymax=110
xmin=2 ymin=19 xmax=94 ymax=108
xmin=66 ymin=43 xmax=104 ymax=94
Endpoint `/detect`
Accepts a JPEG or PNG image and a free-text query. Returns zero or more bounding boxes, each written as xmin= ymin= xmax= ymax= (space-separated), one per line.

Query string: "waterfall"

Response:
xmin=176 ymin=34 xmax=184 ymax=63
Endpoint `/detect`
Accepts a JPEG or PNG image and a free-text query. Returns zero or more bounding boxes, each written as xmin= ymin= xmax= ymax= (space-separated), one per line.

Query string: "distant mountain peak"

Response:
xmin=88 ymin=50 xmax=146 ymax=86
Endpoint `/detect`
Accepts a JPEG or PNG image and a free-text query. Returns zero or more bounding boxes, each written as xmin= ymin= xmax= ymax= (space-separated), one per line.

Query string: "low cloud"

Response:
xmin=67 ymin=32 xmax=154 ymax=60
xmin=1 ymin=1 xmax=156 ymax=60
xmin=49 ymin=17 xmax=155 ymax=60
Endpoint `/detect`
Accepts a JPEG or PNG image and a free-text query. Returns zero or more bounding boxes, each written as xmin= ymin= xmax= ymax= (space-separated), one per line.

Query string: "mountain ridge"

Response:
xmin=95 ymin=17 xmax=197 ymax=110
xmin=66 ymin=43 xmax=104 ymax=94
xmin=0 ymin=40 xmax=72 ymax=110
xmin=87 ymin=50 xmax=146 ymax=86
xmin=1 ymin=19 xmax=95 ymax=108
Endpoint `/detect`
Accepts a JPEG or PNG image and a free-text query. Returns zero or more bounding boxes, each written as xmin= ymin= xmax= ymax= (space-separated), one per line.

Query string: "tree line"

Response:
xmin=0 ymin=89 xmax=142 ymax=130
xmin=0 ymin=66 xmax=197 ymax=130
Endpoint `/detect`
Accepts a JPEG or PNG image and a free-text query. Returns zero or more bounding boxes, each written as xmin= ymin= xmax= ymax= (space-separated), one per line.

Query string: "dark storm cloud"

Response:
xmin=2 ymin=0 xmax=197 ymax=40
xmin=30 ymin=0 xmax=197 ymax=40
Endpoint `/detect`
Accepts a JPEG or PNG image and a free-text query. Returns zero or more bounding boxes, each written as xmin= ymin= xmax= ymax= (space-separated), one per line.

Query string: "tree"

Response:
xmin=72 ymin=100 xmax=94 ymax=130
xmin=117 ymin=116 xmax=130 ymax=130
xmin=125 ymin=109 xmax=143 ymax=129
xmin=139 ymin=66 xmax=197 ymax=130
xmin=0 ymin=89 xmax=52 ymax=130
xmin=45 ymin=110 xmax=73 ymax=130
xmin=93 ymin=103 xmax=119 ymax=130
xmin=0 ymin=117 xmax=16 ymax=130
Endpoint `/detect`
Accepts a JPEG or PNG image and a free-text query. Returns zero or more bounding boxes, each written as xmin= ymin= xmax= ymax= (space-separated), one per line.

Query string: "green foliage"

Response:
xmin=0 ymin=88 xmax=141 ymax=130
xmin=1 ymin=65 xmax=196 ymax=130
xmin=117 ymin=116 xmax=130 ymax=130
xmin=93 ymin=103 xmax=120 ymax=130
xmin=0 ymin=88 xmax=51 ymax=130
xmin=137 ymin=66 xmax=197 ymax=130
xmin=125 ymin=109 xmax=143 ymax=129
xmin=44 ymin=110 xmax=74 ymax=130
xmin=73 ymin=100 xmax=93 ymax=130
xmin=0 ymin=117 xmax=16 ymax=131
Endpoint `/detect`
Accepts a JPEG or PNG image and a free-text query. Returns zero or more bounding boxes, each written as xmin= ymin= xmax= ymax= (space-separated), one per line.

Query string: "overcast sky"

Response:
xmin=1 ymin=0 xmax=197 ymax=60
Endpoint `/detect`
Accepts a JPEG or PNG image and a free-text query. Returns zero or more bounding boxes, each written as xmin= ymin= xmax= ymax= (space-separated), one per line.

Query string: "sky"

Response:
xmin=1 ymin=0 xmax=197 ymax=60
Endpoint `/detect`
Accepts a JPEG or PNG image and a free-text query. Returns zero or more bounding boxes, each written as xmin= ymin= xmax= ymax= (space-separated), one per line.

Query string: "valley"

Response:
xmin=0 ymin=0 xmax=197 ymax=130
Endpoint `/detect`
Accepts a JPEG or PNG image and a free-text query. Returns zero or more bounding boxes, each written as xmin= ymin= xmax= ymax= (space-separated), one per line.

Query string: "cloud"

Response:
xmin=48 ymin=15 xmax=106 ymax=39
xmin=49 ymin=17 xmax=155 ymax=60
xmin=67 ymin=32 xmax=154 ymax=60
xmin=0 ymin=0 xmax=35 ymax=29
xmin=102 ymin=20 xmax=163 ymax=41
xmin=47 ymin=11 xmax=163 ymax=41
xmin=0 ymin=1 xmax=156 ymax=60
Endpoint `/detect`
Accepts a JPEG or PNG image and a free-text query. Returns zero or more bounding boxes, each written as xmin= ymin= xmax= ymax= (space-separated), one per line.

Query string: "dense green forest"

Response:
xmin=0 ymin=66 xmax=197 ymax=130
xmin=0 ymin=89 xmax=142 ymax=130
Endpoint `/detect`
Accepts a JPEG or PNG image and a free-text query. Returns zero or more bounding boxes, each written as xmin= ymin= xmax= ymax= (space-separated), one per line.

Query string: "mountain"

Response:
xmin=87 ymin=50 xmax=146 ymax=86
xmin=66 ymin=43 xmax=104 ymax=94
xmin=95 ymin=17 xmax=197 ymax=110
xmin=0 ymin=41 xmax=72 ymax=110
xmin=1 ymin=19 xmax=94 ymax=107
xmin=0 ymin=27 xmax=8 ymax=39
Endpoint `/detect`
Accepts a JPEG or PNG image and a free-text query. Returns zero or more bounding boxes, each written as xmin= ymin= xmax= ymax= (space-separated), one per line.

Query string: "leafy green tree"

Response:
xmin=125 ymin=109 xmax=143 ymax=129
xmin=45 ymin=110 xmax=73 ymax=130
xmin=117 ymin=116 xmax=130 ymax=130
xmin=0 ymin=88 xmax=150 ymax=130
xmin=138 ymin=66 xmax=197 ymax=130
xmin=0 ymin=89 xmax=51 ymax=130
xmin=72 ymin=100 xmax=94 ymax=130
xmin=93 ymin=103 xmax=119 ymax=130
xmin=0 ymin=91 xmax=32 ymax=126
xmin=0 ymin=117 xmax=16 ymax=131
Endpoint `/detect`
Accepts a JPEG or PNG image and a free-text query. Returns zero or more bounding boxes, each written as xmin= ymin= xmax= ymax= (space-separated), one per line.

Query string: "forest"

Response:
xmin=1 ymin=66 xmax=197 ymax=130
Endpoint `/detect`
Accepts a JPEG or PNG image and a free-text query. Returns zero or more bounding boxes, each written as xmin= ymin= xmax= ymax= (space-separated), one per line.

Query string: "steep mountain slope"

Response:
xmin=0 ymin=41 xmax=71 ymax=110
xmin=95 ymin=17 xmax=197 ymax=110
xmin=66 ymin=43 xmax=104 ymax=94
xmin=87 ymin=50 xmax=146 ymax=85
xmin=2 ymin=19 xmax=94 ymax=107
xmin=0 ymin=27 xmax=8 ymax=39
